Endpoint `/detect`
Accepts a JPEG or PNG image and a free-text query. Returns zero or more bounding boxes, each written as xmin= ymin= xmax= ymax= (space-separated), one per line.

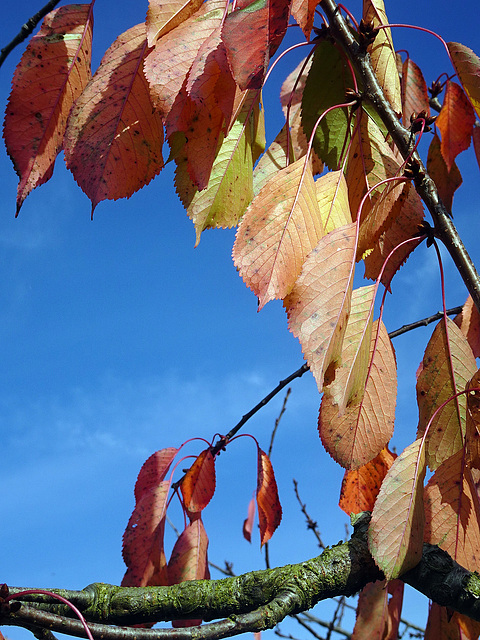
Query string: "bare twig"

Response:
xmin=293 ymin=479 xmax=325 ymax=549
xmin=388 ymin=306 xmax=462 ymax=338
xmin=0 ymin=0 xmax=62 ymax=68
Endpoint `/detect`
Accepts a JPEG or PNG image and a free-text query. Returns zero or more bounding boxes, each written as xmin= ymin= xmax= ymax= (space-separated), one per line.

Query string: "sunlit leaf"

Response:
xmin=401 ymin=56 xmax=430 ymax=126
xmin=176 ymin=91 xmax=258 ymax=243
xmin=301 ymin=40 xmax=356 ymax=170
xmin=448 ymin=42 xmax=480 ymax=117
xmin=144 ymin=0 xmax=225 ymax=119
xmin=181 ymin=449 xmax=216 ymax=513
xmin=351 ymin=579 xmax=403 ymax=640
xmin=319 ymin=319 xmax=397 ymax=470
xmin=363 ymin=0 xmax=402 ymax=115
xmin=3 ymin=4 xmax=93 ymax=214
xmin=290 ymin=0 xmax=316 ymax=39
xmin=243 ymin=496 xmax=256 ymax=542
xmin=256 ymin=448 xmax=282 ymax=545
xmin=427 ymin=132 xmax=462 ymax=214
xmin=233 ymin=157 xmax=324 ymax=309
xmin=424 ymin=449 xmax=480 ymax=572
xmin=315 ymin=170 xmax=352 ymax=234
xmin=64 ymin=24 xmax=164 ymax=214
xmin=253 ymin=124 xmax=290 ymax=194
xmin=435 ymin=81 xmax=475 ymax=171
xmin=369 ymin=438 xmax=426 ymax=579
xmin=222 ymin=0 xmax=291 ymax=90
xmin=146 ymin=0 xmax=204 ymax=46
xmin=284 ymin=223 xmax=356 ymax=392
xmin=454 ymin=296 xmax=480 ymax=358
xmin=339 ymin=446 xmax=396 ymax=515
xmin=416 ymin=318 xmax=477 ymax=470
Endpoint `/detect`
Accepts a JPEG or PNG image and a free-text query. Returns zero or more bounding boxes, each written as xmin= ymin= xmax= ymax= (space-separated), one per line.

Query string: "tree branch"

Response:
xmin=5 ymin=514 xmax=480 ymax=639
xmin=319 ymin=0 xmax=480 ymax=313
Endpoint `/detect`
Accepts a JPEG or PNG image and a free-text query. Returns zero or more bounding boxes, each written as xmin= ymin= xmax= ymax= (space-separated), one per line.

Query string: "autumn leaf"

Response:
xmin=464 ymin=371 xmax=480 ymax=470
xmin=454 ymin=296 xmax=480 ymax=358
xmin=351 ymin=579 xmax=403 ymax=640
xmin=3 ymin=4 xmax=93 ymax=214
xmin=256 ymin=448 xmax=282 ymax=545
xmin=146 ymin=0 xmax=204 ymax=46
xmin=401 ymin=56 xmax=430 ymax=126
xmin=284 ymin=223 xmax=357 ymax=392
xmin=222 ymin=0 xmax=291 ymax=90
xmin=233 ymin=157 xmax=324 ymax=309
xmin=425 ymin=603 xmax=480 ymax=640
xmin=290 ymin=0 xmax=316 ymax=40
xmin=416 ymin=318 xmax=477 ymax=470
xmin=424 ymin=449 xmax=480 ymax=572
xmin=363 ymin=0 xmax=402 ymax=116
xmin=315 ymin=170 xmax=352 ymax=234
xmin=339 ymin=446 xmax=396 ymax=515
xmin=144 ymin=0 xmax=225 ymax=119
xmin=368 ymin=438 xmax=426 ymax=580
xmin=319 ymin=319 xmax=397 ymax=470
xmin=473 ymin=124 xmax=480 ymax=171
xmin=301 ymin=40 xmax=356 ymax=170
xmin=448 ymin=42 xmax=480 ymax=117
xmin=64 ymin=24 xmax=164 ymax=214
xmin=169 ymin=517 xmax=210 ymax=627
xmin=243 ymin=496 xmax=256 ymax=542
xmin=181 ymin=449 xmax=216 ymax=513
xmin=122 ymin=448 xmax=178 ymax=587
xmin=175 ymin=90 xmax=260 ymax=244
xmin=252 ymin=124 xmax=290 ymax=195
xmin=427 ymin=132 xmax=462 ymax=214
xmin=435 ymin=81 xmax=475 ymax=171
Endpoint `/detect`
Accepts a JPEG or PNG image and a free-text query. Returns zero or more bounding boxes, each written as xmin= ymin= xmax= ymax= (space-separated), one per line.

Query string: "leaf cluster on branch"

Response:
xmin=3 ymin=0 xmax=480 ymax=638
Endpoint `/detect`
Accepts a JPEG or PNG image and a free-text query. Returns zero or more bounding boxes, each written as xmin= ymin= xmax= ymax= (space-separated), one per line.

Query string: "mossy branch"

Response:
xmin=5 ymin=514 xmax=480 ymax=639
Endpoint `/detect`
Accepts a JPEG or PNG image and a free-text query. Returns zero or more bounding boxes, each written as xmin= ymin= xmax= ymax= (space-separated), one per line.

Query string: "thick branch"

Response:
xmin=5 ymin=514 xmax=480 ymax=639
xmin=319 ymin=0 xmax=480 ymax=313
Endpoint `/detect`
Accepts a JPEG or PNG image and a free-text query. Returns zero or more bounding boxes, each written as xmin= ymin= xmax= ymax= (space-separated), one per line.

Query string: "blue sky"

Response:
xmin=1 ymin=1 xmax=480 ymax=638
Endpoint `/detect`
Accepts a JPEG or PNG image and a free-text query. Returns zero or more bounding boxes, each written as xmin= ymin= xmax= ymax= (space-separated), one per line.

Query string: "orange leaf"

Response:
xmin=351 ymin=579 xmax=404 ymax=640
xmin=122 ymin=448 xmax=178 ymax=587
xmin=144 ymin=0 xmax=224 ymax=119
xmin=64 ymin=24 xmax=164 ymax=213
xmin=284 ymin=223 xmax=356 ymax=392
xmin=233 ymin=157 xmax=324 ymax=309
xmin=290 ymin=0 xmax=316 ymax=40
xmin=448 ymin=42 xmax=480 ymax=118
xmin=222 ymin=0 xmax=290 ymax=90
xmin=427 ymin=132 xmax=462 ymax=214
xmin=416 ymin=318 xmax=477 ymax=470
xmin=146 ymin=0 xmax=204 ymax=46
xmin=181 ymin=449 xmax=216 ymax=513
xmin=169 ymin=517 xmax=210 ymax=627
xmin=315 ymin=170 xmax=352 ymax=234
xmin=256 ymin=448 xmax=282 ymax=545
xmin=401 ymin=56 xmax=430 ymax=126
xmin=368 ymin=438 xmax=426 ymax=579
xmin=454 ymin=296 xmax=480 ymax=359
xmin=424 ymin=449 xmax=480 ymax=572
xmin=339 ymin=446 xmax=396 ymax=515
xmin=319 ymin=319 xmax=397 ymax=469
xmin=243 ymin=496 xmax=256 ymax=542
xmin=425 ymin=603 xmax=480 ymax=640
xmin=3 ymin=4 xmax=93 ymax=214
xmin=436 ymin=81 xmax=475 ymax=172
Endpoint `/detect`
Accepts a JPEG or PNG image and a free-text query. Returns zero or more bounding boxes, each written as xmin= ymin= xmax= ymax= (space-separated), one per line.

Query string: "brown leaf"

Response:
xmin=339 ymin=446 xmax=396 ymax=515
xmin=416 ymin=318 xmax=477 ymax=470
xmin=454 ymin=296 xmax=480 ymax=358
xmin=401 ymin=56 xmax=430 ymax=126
xmin=319 ymin=319 xmax=397 ymax=470
xmin=427 ymin=132 xmax=462 ymax=214
xmin=284 ymin=223 xmax=356 ymax=392
xmin=3 ymin=4 xmax=93 ymax=214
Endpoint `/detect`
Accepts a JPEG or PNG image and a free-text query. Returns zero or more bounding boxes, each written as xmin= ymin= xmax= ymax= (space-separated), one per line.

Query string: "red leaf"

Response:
xmin=146 ymin=0 xmax=204 ymax=46
xmin=290 ymin=0 xmax=316 ymax=40
xmin=122 ymin=448 xmax=178 ymax=587
xmin=401 ymin=57 xmax=430 ymax=126
xmin=352 ymin=579 xmax=404 ymax=640
xmin=222 ymin=0 xmax=291 ymax=90
xmin=243 ymin=496 xmax=256 ymax=542
xmin=169 ymin=517 xmax=210 ymax=627
xmin=473 ymin=124 xmax=480 ymax=171
xmin=435 ymin=80 xmax=475 ymax=171
xmin=339 ymin=446 xmax=396 ymax=515
xmin=3 ymin=4 xmax=93 ymax=214
xmin=454 ymin=296 xmax=480 ymax=358
xmin=256 ymin=449 xmax=282 ymax=545
xmin=64 ymin=24 xmax=164 ymax=213
xmin=427 ymin=132 xmax=462 ymax=214
xmin=181 ymin=449 xmax=216 ymax=513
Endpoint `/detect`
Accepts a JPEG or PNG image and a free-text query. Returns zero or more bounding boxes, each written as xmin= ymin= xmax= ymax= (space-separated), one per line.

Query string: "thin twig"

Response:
xmin=388 ymin=306 xmax=462 ymax=338
xmin=293 ymin=479 xmax=325 ymax=549
xmin=268 ymin=388 xmax=292 ymax=458
xmin=0 ymin=0 xmax=62 ymax=68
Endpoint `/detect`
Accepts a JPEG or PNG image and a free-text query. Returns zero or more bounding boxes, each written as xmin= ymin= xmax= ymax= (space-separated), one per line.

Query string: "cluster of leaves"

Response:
xmin=4 ymin=0 xmax=480 ymax=636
